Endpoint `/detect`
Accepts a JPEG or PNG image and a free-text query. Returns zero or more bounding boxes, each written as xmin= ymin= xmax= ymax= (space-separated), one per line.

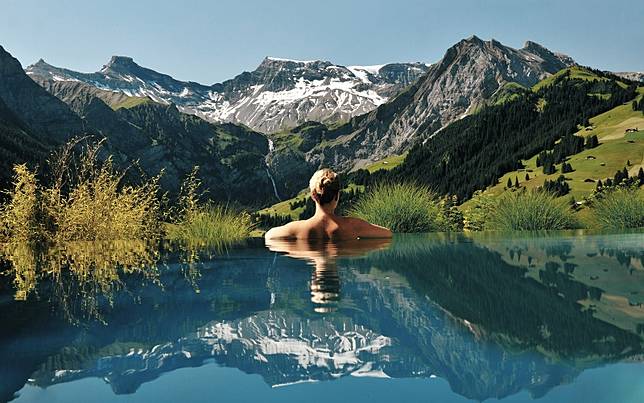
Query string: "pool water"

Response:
xmin=1 ymin=231 xmax=643 ymax=403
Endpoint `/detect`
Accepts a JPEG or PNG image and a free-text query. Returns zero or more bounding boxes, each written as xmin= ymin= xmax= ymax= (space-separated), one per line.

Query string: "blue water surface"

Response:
xmin=1 ymin=231 xmax=643 ymax=403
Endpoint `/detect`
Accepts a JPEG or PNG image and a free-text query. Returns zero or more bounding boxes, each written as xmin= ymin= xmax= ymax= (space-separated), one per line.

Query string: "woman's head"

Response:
xmin=309 ymin=168 xmax=340 ymax=206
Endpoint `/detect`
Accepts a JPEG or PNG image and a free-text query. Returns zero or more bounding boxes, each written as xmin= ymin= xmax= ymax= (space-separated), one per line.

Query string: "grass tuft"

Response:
xmin=590 ymin=188 xmax=644 ymax=229
xmin=165 ymin=167 xmax=253 ymax=248
xmin=488 ymin=190 xmax=578 ymax=231
xmin=349 ymin=183 xmax=446 ymax=233
xmin=166 ymin=205 xmax=252 ymax=248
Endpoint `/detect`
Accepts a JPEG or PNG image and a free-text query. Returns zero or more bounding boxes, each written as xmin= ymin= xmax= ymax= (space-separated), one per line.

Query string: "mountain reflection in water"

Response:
xmin=0 ymin=231 xmax=643 ymax=403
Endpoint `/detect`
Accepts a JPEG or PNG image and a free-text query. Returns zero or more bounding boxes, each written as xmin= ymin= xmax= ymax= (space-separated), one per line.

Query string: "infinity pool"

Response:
xmin=1 ymin=231 xmax=643 ymax=402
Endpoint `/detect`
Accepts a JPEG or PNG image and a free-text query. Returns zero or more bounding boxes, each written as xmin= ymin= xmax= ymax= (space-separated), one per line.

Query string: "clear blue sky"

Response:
xmin=1 ymin=0 xmax=642 ymax=84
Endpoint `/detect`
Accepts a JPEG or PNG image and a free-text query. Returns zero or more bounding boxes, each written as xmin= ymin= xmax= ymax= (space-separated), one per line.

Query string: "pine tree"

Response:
xmin=514 ymin=177 xmax=519 ymax=187
xmin=507 ymin=177 xmax=513 ymax=188
xmin=525 ymin=173 xmax=530 ymax=181
xmin=638 ymin=167 xmax=644 ymax=185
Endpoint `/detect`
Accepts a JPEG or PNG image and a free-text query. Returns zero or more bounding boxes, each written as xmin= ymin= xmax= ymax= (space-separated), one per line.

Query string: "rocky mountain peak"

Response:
xmin=33 ymin=58 xmax=49 ymax=66
xmin=463 ymin=35 xmax=484 ymax=44
xmin=256 ymin=57 xmax=335 ymax=76
xmin=523 ymin=40 xmax=547 ymax=51
xmin=261 ymin=56 xmax=326 ymax=65
xmin=102 ymin=55 xmax=141 ymax=73
xmin=295 ymin=36 xmax=578 ymax=176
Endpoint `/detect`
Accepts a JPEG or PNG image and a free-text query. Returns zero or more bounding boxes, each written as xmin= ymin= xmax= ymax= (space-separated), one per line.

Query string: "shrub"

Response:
xmin=0 ymin=165 xmax=43 ymax=242
xmin=463 ymin=191 xmax=497 ymax=231
xmin=488 ymin=190 xmax=578 ymax=231
xmin=0 ymin=139 xmax=162 ymax=243
xmin=349 ymin=183 xmax=447 ymax=232
xmin=590 ymin=188 xmax=644 ymax=229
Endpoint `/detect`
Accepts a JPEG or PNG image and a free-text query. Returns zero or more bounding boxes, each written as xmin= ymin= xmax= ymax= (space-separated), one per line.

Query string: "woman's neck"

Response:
xmin=313 ymin=203 xmax=336 ymax=218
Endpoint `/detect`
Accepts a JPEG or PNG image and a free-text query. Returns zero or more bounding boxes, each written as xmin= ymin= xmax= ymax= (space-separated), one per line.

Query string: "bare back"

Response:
xmin=265 ymin=215 xmax=392 ymax=240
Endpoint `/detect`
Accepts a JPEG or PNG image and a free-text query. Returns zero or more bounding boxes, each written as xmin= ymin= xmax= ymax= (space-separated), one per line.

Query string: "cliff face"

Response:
xmin=0 ymin=45 xmax=84 ymax=144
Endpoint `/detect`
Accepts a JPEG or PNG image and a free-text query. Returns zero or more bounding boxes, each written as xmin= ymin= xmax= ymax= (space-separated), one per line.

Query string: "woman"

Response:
xmin=265 ymin=168 xmax=392 ymax=240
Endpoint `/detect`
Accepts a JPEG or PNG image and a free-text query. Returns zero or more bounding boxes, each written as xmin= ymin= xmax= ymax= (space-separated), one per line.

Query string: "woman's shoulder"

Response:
xmin=339 ymin=216 xmax=369 ymax=227
xmin=264 ymin=219 xmax=308 ymax=239
xmin=339 ymin=216 xmax=392 ymax=238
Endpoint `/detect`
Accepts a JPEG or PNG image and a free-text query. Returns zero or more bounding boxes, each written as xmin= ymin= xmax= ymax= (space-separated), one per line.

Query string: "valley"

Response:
xmin=0 ymin=36 xmax=642 ymax=215
xmin=2 ymin=2 xmax=644 ymax=403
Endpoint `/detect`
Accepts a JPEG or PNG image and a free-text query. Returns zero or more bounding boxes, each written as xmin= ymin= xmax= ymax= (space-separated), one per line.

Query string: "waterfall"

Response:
xmin=265 ymin=139 xmax=281 ymax=201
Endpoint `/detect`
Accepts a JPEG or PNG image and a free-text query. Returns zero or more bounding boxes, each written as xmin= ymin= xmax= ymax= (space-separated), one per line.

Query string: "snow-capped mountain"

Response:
xmin=270 ymin=36 xmax=577 ymax=184
xmin=26 ymin=56 xmax=430 ymax=133
xmin=615 ymin=71 xmax=644 ymax=83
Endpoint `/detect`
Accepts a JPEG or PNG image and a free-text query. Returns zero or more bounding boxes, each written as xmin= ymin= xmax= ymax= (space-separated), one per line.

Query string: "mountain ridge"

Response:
xmin=0 ymin=45 xmax=277 ymax=207
xmin=26 ymin=55 xmax=431 ymax=133
xmin=265 ymin=37 xmax=577 ymax=196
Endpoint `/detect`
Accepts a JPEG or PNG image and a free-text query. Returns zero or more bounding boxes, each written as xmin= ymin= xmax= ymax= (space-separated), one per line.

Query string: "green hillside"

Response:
xmin=258 ymin=152 xmax=407 ymax=221
xmin=111 ymin=96 xmax=152 ymax=110
xmin=380 ymin=65 xmax=639 ymax=201
xmin=532 ymin=66 xmax=620 ymax=92
xmin=258 ymin=190 xmax=309 ymax=220
xmin=464 ymin=87 xmax=644 ymax=208
xmin=365 ymin=153 xmax=407 ymax=173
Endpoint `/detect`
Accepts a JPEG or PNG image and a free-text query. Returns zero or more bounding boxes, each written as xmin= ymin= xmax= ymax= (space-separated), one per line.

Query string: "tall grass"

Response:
xmin=166 ymin=205 xmax=252 ymax=248
xmin=488 ymin=190 xmax=578 ymax=231
xmin=590 ymin=188 xmax=644 ymax=229
xmin=165 ymin=168 xmax=253 ymax=247
xmin=349 ymin=183 xmax=446 ymax=232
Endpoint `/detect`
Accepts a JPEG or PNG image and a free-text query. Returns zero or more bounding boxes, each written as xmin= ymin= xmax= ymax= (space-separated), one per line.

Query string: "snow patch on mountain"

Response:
xmin=26 ymin=56 xmax=430 ymax=133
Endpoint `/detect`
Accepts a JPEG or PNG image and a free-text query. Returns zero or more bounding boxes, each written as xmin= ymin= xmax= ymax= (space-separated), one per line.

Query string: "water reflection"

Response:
xmin=265 ymin=238 xmax=391 ymax=312
xmin=1 ymin=241 xmax=160 ymax=324
xmin=0 ymin=231 xmax=643 ymax=403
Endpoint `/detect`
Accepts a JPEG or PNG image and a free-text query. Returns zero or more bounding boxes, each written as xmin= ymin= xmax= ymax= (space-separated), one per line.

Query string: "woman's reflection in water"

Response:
xmin=265 ymin=238 xmax=392 ymax=313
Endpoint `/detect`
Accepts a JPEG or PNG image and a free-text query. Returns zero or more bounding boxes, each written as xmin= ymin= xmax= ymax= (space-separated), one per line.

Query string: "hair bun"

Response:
xmin=321 ymin=176 xmax=333 ymax=188
xmin=309 ymin=168 xmax=340 ymax=204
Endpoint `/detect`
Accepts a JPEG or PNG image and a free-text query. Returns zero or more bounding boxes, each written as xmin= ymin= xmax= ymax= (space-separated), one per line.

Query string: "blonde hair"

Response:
xmin=309 ymin=168 xmax=340 ymax=205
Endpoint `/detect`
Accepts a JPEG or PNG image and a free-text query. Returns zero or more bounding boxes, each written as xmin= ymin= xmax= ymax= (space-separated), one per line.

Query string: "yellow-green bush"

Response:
xmin=0 ymin=164 xmax=42 ymax=242
xmin=0 ymin=140 xmax=162 ymax=243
